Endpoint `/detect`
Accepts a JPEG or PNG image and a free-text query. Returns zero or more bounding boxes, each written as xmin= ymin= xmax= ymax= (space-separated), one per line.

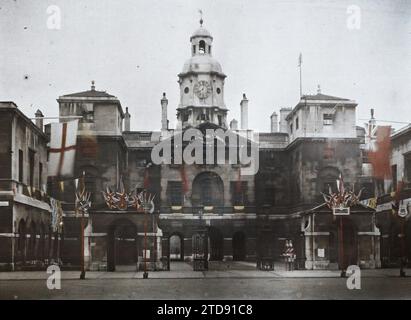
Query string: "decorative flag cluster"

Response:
xmin=368 ymin=126 xmax=392 ymax=180
xmin=322 ymin=174 xmax=362 ymax=209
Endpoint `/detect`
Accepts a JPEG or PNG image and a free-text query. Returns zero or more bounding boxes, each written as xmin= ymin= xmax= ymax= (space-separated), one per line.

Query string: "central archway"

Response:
xmin=192 ymin=172 xmax=224 ymax=207
xmin=170 ymin=233 xmax=184 ymax=261
xmin=107 ymin=219 xmax=138 ymax=271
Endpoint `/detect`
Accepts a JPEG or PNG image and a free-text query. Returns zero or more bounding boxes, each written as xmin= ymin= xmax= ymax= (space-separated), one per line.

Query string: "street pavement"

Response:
xmin=0 ymin=262 xmax=410 ymax=299
xmin=1 ymin=277 xmax=411 ymax=300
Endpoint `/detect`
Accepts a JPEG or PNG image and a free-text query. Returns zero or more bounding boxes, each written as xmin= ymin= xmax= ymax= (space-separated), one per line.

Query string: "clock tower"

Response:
xmin=177 ymin=19 xmax=228 ymax=129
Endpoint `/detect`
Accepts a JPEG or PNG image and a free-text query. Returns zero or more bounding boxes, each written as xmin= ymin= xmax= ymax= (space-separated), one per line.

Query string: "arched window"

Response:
xmin=192 ymin=172 xmax=224 ymax=207
xmin=199 ymin=40 xmax=206 ymax=54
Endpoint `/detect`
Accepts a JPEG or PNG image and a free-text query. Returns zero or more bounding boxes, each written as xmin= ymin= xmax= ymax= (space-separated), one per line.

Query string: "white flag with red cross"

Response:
xmin=48 ymin=120 xmax=79 ymax=177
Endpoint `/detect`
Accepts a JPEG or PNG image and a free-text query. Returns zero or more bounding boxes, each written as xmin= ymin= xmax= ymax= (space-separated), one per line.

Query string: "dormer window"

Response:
xmin=199 ymin=40 xmax=206 ymax=54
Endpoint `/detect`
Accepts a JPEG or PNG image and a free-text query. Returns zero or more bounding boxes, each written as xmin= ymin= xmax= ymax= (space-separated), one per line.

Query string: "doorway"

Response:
xmin=107 ymin=219 xmax=138 ymax=271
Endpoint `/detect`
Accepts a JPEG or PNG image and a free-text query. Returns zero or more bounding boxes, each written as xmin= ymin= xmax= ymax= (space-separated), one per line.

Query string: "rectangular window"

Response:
xmin=290 ymin=124 xmax=293 ymax=133
xmin=323 ymin=114 xmax=333 ymax=125
xmin=295 ymin=117 xmax=299 ymax=130
xmin=168 ymin=181 xmax=183 ymax=206
xmin=39 ymin=162 xmax=43 ymax=189
xmin=18 ymin=149 xmax=23 ymax=183
xmin=29 ymin=149 xmax=35 ymax=188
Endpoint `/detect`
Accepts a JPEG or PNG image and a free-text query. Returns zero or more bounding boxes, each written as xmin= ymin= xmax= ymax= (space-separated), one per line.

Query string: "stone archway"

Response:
xmin=192 ymin=172 xmax=224 ymax=207
xmin=107 ymin=219 xmax=138 ymax=272
xmin=170 ymin=233 xmax=184 ymax=261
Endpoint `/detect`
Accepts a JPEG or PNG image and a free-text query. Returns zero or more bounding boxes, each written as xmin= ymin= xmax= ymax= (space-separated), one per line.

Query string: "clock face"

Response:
xmin=194 ymin=80 xmax=211 ymax=99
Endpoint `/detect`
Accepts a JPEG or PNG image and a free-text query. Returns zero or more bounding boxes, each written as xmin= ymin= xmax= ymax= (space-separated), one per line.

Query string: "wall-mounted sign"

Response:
xmin=317 ymin=248 xmax=325 ymax=258
xmin=333 ymin=206 xmax=350 ymax=216
xmin=0 ymin=201 xmax=9 ymax=207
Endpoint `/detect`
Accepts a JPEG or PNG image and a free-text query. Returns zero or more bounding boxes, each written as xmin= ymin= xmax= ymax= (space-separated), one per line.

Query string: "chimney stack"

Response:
xmin=35 ymin=109 xmax=44 ymax=132
xmin=240 ymin=93 xmax=248 ymax=130
xmin=270 ymin=112 xmax=278 ymax=133
xmin=279 ymin=108 xmax=292 ymax=133
xmin=161 ymin=92 xmax=168 ymax=130
xmin=124 ymin=107 xmax=131 ymax=131
xmin=230 ymin=119 xmax=238 ymax=130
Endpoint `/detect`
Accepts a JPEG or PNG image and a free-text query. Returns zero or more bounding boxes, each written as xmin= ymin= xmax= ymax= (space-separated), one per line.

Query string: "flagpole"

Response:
xmin=298 ymin=53 xmax=302 ymax=98
xmin=79 ymin=171 xmax=86 ymax=280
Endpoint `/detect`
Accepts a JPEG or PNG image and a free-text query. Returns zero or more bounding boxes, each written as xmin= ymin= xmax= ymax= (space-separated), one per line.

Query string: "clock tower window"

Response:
xmin=199 ymin=40 xmax=206 ymax=54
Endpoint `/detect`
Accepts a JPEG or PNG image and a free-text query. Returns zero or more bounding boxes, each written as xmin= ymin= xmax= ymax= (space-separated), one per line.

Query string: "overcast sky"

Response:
xmin=1 ymin=0 xmax=410 ymax=132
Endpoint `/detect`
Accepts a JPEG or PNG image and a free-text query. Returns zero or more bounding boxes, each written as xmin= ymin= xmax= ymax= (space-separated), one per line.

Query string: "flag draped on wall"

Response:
xmin=48 ymin=120 xmax=79 ymax=177
xmin=368 ymin=126 xmax=392 ymax=180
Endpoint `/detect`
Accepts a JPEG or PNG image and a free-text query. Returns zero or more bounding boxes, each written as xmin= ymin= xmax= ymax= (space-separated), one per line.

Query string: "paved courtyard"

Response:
xmin=0 ymin=262 xmax=410 ymax=299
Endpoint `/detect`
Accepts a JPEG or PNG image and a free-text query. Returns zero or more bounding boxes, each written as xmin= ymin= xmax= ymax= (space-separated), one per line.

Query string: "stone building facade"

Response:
xmin=0 ymin=22 xmax=384 ymax=272
xmin=0 ymin=102 xmax=58 ymax=271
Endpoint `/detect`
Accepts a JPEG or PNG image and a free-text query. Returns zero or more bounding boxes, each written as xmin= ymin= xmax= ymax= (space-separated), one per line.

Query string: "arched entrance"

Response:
xmin=107 ymin=219 xmax=138 ymax=271
xmin=208 ymin=227 xmax=224 ymax=261
xmin=232 ymin=231 xmax=246 ymax=261
xmin=170 ymin=234 xmax=184 ymax=261
xmin=192 ymin=172 xmax=224 ymax=207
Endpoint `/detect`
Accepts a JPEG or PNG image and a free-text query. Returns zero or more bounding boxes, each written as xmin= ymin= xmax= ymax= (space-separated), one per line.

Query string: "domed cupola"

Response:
xmin=177 ymin=16 xmax=228 ymax=130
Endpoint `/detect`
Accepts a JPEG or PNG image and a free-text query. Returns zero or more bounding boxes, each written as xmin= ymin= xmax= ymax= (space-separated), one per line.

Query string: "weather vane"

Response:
xmin=199 ymin=9 xmax=203 ymax=26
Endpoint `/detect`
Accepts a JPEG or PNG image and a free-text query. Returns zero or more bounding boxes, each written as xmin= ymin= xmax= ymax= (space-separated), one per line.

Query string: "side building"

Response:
xmin=0 ymin=102 xmax=57 ymax=271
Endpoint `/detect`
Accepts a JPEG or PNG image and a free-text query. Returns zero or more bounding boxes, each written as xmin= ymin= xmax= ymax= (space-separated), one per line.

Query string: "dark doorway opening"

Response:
xmin=107 ymin=219 xmax=138 ymax=271
xmin=339 ymin=218 xmax=358 ymax=268
xmin=170 ymin=234 xmax=184 ymax=261
xmin=208 ymin=227 xmax=224 ymax=261
xmin=232 ymin=232 xmax=246 ymax=261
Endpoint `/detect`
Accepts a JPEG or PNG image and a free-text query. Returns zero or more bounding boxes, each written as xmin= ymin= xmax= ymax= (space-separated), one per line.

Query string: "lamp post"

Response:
xmin=138 ymin=191 xmax=155 ymax=279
